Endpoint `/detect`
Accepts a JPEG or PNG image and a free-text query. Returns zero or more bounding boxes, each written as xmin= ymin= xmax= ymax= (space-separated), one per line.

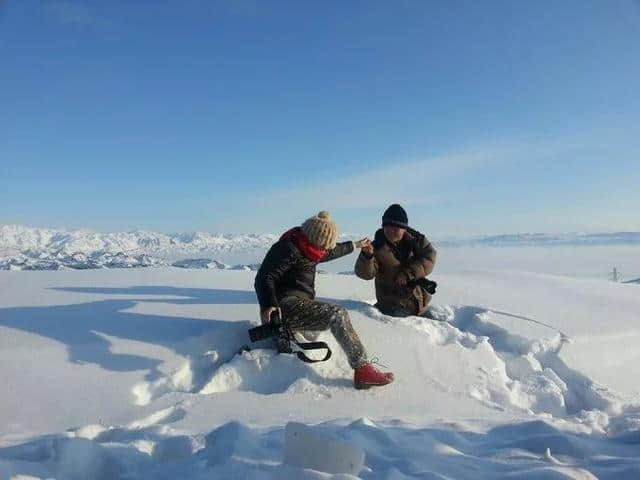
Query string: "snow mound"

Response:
xmin=170 ymin=258 xmax=261 ymax=271
xmin=368 ymin=304 xmax=626 ymax=424
xmin=3 ymin=268 xmax=640 ymax=479
xmin=171 ymin=258 xmax=228 ymax=269
xmin=4 ymin=417 xmax=640 ymax=479
xmin=228 ymin=263 xmax=261 ymax=271
xmin=130 ymin=297 xmax=634 ymax=434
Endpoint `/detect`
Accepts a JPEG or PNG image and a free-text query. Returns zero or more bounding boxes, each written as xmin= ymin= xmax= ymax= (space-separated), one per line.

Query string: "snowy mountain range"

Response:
xmin=0 ymin=224 xmax=278 ymax=258
xmin=3 ymin=224 xmax=640 ymax=271
xmin=0 ymin=225 xmax=279 ymax=271
xmin=437 ymin=231 xmax=640 ymax=247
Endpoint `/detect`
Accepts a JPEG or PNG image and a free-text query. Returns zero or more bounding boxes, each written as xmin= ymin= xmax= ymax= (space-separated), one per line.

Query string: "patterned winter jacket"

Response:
xmin=354 ymin=228 xmax=436 ymax=316
xmin=254 ymin=237 xmax=354 ymax=312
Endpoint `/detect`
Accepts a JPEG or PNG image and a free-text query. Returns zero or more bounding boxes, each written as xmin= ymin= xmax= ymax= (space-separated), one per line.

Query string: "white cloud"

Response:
xmin=226 ymin=131 xmax=640 ymax=236
xmin=255 ymin=150 xmax=496 ymax=212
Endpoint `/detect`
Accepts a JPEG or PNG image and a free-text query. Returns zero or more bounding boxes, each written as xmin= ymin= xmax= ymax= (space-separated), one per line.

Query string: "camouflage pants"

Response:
xmin=279 ymin=296 xmax=368 ymax=369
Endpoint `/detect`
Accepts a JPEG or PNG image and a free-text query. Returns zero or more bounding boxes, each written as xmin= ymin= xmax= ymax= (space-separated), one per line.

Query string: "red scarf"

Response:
xmin=280 ymin=227 xmax=327 ymax=262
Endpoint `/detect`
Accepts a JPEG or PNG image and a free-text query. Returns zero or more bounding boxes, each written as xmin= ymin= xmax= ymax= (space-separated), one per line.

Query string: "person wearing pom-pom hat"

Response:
xmin=255 ymin=211 xmax=394 ymax=389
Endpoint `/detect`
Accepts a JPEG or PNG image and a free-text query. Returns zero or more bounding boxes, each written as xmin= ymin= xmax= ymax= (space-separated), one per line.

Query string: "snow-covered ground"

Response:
xmin=2 ymin=267 xmax=640 ymax=479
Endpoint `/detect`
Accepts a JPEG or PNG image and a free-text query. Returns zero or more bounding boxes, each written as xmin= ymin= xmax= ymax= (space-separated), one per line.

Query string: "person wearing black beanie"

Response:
xmin=355 ymin=204 xmax=438 ymax=317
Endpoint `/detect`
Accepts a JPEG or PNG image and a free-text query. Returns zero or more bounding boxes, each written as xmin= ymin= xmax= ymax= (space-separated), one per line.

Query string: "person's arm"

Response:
xmin=400 ymin=230 xmax=437 ymax=281
xmin=320 ymin=240 xmax=355 ymax=263
xmin=254 ymin=242 xmax=296 ymax=314
xmin=354 ymin=239 xmax=377 ymax=279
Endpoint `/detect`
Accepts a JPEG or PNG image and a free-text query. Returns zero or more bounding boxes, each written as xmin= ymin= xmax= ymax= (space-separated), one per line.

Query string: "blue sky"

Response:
xmin=1 ymin=0 xmax=639 ymax=237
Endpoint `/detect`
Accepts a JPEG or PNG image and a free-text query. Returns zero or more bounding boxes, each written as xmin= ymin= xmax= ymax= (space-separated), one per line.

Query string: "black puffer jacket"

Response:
xmin=254 ymin=237 xmax=354 ymax=311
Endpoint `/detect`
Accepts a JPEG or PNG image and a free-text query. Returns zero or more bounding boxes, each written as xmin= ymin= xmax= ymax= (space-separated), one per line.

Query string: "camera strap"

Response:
xmin=291 ymin=339 xmax=332 ymax=363
xmin=278 ymin=322 xmax=332 ymax=363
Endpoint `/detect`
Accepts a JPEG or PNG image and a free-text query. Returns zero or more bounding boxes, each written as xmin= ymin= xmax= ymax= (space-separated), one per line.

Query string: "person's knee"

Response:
xmin=296 ymin=330 xmax=320 ymax=342
xmin=330 ymin=305 xmax=349 ymax=323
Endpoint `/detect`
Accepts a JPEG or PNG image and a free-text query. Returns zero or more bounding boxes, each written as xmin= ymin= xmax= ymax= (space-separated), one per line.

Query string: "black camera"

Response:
xmin=247 ymin=310 xmax=332 ymax=363
xmin=416 ymin=278 xmax=437 ymax=295
xmin=248 ymin=322 xmax=281 ymax=342
xmin=248 ymin=310 xmax=283 ymax=342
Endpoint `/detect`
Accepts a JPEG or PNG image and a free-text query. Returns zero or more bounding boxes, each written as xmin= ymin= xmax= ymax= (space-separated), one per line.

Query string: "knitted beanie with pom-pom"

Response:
xmin=301 ymin=211 xmax=338 ymax=250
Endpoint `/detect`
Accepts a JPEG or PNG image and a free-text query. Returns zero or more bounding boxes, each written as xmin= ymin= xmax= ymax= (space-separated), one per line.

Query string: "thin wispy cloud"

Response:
xmin=221 ymin=131 xmax=640 ymax=235
xmin=248 ymin=134 xmax=584 ymax=215
xmin=255 ymin=151 xmax=494 ymax=212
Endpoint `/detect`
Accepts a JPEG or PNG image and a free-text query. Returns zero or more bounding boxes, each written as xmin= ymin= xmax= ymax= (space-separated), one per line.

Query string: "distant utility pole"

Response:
xmin=610 ymin=267 xmax=620 ymax=282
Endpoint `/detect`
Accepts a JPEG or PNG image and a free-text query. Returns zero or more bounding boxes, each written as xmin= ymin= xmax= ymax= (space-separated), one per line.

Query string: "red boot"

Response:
xmin=354 ymin=363 xmax=394 ymax=390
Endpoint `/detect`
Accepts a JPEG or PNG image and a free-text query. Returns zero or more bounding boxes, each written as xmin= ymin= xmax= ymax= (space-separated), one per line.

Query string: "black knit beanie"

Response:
xmin=382 ymin=204 xmax=409 ymax=228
